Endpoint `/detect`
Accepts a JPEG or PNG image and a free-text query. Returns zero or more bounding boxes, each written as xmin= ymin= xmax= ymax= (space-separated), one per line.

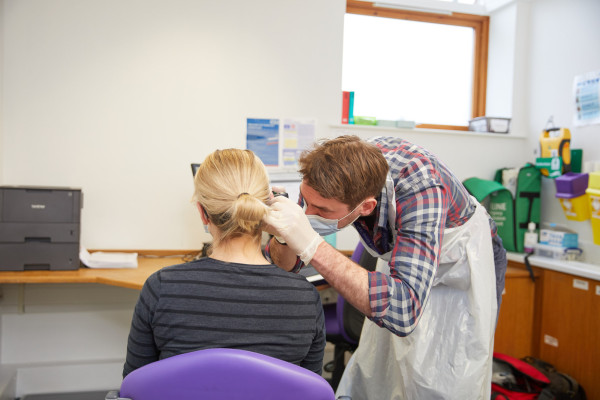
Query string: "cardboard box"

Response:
xmin=534 ymin=243 xmax=583 ymax=261
xmin=539 ymin=228 xmax=578 ymax=248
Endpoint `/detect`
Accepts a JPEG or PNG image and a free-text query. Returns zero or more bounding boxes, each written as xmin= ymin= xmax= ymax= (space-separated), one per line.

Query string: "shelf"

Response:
xmin=507 ymin=251 xmax=600 ymax=281
xmin=330 ymin=124 xmax=528 ymax=140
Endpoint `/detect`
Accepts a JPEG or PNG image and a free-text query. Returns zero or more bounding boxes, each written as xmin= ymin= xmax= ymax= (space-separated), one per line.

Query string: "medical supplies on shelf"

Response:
xmin=539 ymin=225 xmax=578 ymax=248
xmin=533 ymin=243 xmax=583 ymax=262
xmin=587 ymin=171 xmax=600 ymax=245
xmin=555 ymin=172 xmax=590 ymax=221
xmin=468 ymin=116 xmax=511 ymax=133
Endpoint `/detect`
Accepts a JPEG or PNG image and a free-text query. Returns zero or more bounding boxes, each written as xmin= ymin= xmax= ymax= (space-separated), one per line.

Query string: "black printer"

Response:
xmin=0 ymin=186 xmax=82 ymax=271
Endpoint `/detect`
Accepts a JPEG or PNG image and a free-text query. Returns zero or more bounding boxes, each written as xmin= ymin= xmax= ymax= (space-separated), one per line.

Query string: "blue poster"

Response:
xmin=246 ymin=118 xmax=280 ymax=166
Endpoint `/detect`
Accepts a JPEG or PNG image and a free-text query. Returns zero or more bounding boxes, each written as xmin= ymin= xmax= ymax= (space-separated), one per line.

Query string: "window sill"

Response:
xmin=330 ymin=124 xmax=527 ymax=140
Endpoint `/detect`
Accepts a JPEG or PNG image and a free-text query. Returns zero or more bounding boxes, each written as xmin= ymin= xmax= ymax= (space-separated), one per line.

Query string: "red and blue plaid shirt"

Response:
xmin=266 ymin=136 xmax=500 ymax=337
xmin=356 ymin=136 xmax=479 ymax=336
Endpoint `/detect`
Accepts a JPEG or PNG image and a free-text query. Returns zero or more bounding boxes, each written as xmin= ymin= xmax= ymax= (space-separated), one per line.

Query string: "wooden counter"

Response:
xmin=0 ymin=255 xmax=182 ymax=290
xmin=0 ymin=250 xmax=336 ymax=290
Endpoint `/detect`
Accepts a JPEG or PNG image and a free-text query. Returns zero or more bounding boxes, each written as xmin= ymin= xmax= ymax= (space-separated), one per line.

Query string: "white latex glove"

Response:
xmin=264 ymin=196 xmax=324 ymax=265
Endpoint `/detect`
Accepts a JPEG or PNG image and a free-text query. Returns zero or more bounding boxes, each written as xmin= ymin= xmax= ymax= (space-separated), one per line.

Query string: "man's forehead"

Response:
xmin=300 ymin=182 xmax=348 ymax=212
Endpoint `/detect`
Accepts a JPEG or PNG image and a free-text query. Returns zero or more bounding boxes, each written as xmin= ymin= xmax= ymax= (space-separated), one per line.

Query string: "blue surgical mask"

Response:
xmin=304 ymin=201 xmax=363 ymax=236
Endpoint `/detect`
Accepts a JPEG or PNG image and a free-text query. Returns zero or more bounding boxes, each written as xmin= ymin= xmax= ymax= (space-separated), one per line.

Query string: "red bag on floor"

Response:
xmin=492 ymin=352 xmax=551 ymax=400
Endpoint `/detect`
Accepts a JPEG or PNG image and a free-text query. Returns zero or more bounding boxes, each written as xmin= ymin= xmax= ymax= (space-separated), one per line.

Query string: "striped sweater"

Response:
xmin=123 ymin=257 xmax=325 ymax=377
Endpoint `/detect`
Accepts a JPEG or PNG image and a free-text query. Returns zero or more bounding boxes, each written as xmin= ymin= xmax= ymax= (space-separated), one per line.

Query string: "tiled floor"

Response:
xmin=19 ymin=391 xmax=110 ymax=400
xmin=322 ymin=341 xmax=335 ymax=382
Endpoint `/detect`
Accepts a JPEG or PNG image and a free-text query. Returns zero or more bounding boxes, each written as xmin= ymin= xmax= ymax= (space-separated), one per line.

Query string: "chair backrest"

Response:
xmin=336 ymin=241 xmax=378 ymax=344
xmin=118 ymin=348 xmax=335 ymax=400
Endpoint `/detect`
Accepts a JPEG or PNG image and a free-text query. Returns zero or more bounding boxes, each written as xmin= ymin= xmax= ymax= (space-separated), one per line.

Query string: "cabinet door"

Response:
xmin=539 ymin=270 xmax=600 ymax=400
xmin=494 ymin=265 xmax=537 ymax=358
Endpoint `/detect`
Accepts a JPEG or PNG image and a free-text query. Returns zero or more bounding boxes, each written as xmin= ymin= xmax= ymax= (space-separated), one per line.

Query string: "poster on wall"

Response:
xmin=573 ymin=70 xmax=600 ymax=127
xmin=246 ymin=118 xmax=280 ymax=167
xmin=282 ymin=119 xmax=316 ymax=168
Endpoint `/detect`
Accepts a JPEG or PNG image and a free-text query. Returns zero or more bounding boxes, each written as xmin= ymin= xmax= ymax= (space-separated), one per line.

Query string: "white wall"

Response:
xmin=0 ymin=0 xmax=4 ymax=187
xmin=1 ymin=0 xmax=532 ymax=254
xmin=2 ymin=0 xmax=346 ymax=251
xmin=0 ymin=283 xmax=138 ymax=396
xmin=486 ymin=2 xmax=517 ymax=123
xmin=524 ymin=0 xmax=600 ymax=258
xmin=1 ymin=0 xmax=350 ymax=395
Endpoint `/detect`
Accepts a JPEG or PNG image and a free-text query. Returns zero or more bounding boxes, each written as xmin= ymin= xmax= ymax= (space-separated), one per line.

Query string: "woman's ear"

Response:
xmin=197 ymin=203 xmax=210 ymax=225
xmin=359 ymin=197 xmax=378 ymax=216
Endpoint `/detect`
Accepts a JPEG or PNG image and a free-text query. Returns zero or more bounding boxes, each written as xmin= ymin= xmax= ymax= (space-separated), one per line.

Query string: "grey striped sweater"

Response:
xmin=123 ymin=257 xmax=325 ymax=377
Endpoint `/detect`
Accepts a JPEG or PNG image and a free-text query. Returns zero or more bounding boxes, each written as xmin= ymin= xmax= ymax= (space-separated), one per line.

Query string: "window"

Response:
xmin=343 ymin=0 xmax=489 ymax=130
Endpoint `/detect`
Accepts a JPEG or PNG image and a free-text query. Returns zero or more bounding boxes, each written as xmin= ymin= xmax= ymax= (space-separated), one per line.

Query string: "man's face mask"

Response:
xmin=304 ymin=201 xmax=364 ymax=236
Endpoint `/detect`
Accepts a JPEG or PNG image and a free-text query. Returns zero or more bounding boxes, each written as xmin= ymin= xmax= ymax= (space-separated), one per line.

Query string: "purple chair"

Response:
xmin=323 ymin=242 xmax=377 ymax=390
xmin=106 ymin=348 xmax=335 ymax=400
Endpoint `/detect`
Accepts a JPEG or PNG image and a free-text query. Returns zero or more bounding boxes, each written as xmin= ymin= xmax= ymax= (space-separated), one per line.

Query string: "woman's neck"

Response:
xmin=209 ymin=236 xmax=268 ymax=265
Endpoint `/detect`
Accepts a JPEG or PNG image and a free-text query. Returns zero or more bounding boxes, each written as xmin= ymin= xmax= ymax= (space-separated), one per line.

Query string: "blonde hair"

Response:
xmin=193 ymin=149 xmax=270 ymax=246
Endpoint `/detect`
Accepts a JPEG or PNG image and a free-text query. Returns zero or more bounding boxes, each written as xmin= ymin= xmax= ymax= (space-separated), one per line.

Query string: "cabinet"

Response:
xmin=538 ymin=270 xmax=600 ymax=400
xmin=494 ymin=262 xmax=538 ymax=358
xmin=493 ymin=259 xmax=599 ymax=398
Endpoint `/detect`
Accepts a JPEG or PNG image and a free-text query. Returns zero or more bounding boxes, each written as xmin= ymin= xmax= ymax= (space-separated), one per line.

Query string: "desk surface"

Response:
xmin=1 ymin=253 xmax=530 ymax=290
xmin=0 ymin=256 xmax=180 ymax=290
xmin=0 ymin=252 xmax=332 ymax=290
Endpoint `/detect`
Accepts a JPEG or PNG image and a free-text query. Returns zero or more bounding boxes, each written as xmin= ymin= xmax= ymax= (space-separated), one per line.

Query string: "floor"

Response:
xmin=19 ymin=392 xmax=110 ymax=400
xmin=322 ymin=341 xmax=335 ymax=382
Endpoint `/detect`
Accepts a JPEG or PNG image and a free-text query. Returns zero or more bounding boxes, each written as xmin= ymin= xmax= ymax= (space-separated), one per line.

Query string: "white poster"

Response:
xmin=573 ymin=70 xmax=600 ymax=126
xmin=282 ymin=119 xmax=316 ymax=168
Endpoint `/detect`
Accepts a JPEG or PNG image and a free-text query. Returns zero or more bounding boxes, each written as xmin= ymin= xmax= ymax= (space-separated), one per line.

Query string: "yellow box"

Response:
xmin=558 ymin=194 xmax=590 ymax=221
xmin=587 ymin=188 xmax=600 ymax=245
xmin=589 ymin=171 xmax=600 ymax=190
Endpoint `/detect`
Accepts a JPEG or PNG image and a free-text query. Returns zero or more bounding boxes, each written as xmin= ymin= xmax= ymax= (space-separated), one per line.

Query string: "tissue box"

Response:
xmin=539 ymin=228 xmax=578 ymax=248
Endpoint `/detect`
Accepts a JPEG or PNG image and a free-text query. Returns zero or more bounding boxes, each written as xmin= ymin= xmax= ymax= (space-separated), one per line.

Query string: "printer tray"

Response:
xmin=0 ymin=242 xmax=80 ymax=271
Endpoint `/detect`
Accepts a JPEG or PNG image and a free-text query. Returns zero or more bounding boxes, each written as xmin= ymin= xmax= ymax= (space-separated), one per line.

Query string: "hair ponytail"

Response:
xmin=229 ymin=194 xmax=268 ymax=234
xmin=193 ymin=149 xmax=270 ymax=246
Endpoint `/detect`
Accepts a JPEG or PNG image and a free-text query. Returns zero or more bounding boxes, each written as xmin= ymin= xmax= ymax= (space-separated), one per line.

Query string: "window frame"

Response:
xmin=345 ymin=0 xmax=489 ymax=131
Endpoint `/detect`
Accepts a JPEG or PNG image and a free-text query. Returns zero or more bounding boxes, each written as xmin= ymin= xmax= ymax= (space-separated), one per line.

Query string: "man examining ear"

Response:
xmin=264 ymin=135 xmax=507 ymax=400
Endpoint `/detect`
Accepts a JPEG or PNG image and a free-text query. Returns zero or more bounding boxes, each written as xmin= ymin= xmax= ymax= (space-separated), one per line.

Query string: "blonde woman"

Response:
xmin=123 ymin=149 xmax=325 ymax=377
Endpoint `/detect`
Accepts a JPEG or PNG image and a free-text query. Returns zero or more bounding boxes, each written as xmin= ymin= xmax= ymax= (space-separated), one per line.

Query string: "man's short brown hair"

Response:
xmin=298 ymin=135 xmax=389 ymax=207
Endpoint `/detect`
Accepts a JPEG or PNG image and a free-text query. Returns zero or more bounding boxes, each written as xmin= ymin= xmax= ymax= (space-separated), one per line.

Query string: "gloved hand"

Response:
xmin=264 ymin=196 xmax=324 ymax=264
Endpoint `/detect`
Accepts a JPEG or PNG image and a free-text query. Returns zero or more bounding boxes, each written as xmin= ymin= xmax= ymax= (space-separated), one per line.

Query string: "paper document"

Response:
xmin=80 ymin=248 xmax=138 ymax=269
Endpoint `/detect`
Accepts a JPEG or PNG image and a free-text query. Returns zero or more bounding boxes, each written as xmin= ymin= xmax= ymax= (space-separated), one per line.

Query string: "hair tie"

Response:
xmin=237 ymin=192 xmax=250 ymax=199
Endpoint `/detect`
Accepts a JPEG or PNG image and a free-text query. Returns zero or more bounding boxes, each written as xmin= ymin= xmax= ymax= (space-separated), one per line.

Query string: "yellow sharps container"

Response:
xmin=555 ymin=172 xmax=590 ymax=221
xmin=587 ymin=171 xmax=600 ymax=245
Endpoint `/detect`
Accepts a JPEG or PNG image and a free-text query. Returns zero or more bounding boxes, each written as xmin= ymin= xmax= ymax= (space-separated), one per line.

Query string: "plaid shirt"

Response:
xmin=356 ymin=136 xmax=478 ymax=336
xmin=266 ymin=136 xmax=494 ymax=337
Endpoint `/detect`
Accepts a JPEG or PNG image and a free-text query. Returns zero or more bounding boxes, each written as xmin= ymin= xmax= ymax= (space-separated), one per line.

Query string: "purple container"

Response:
xmin=555 ymin=172 xmax=589 ymax=198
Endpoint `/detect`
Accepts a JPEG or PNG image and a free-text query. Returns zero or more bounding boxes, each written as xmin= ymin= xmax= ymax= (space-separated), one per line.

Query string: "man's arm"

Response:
xmin=266 ymin=237 xmax=300 ymax=272
xmin=310 ymin=241 xmax=372 ymax=317
xmin=263 ymin=196 xmax=371 ymax=316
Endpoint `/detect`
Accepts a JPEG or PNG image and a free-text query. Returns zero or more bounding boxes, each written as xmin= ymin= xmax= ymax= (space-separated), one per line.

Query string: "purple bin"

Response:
xmin=555 ymin=172 xmax=589 ymax=198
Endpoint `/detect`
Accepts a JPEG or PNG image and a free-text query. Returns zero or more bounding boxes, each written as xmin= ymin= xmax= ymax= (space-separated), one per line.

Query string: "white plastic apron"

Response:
xmin=336 ymin=193 xmax=497 ymax=400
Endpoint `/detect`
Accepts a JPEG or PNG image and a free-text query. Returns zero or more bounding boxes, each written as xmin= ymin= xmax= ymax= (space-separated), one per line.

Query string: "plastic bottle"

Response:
xmin=524 ymin=222 xmax=538 ymax=254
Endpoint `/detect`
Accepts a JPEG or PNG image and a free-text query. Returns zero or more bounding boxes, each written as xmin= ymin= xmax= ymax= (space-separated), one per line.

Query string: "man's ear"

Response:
xmin=196 ymin=203 xmax=209 ymax=224
xmin=359 ymin=197 xmax=378 ymax=216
